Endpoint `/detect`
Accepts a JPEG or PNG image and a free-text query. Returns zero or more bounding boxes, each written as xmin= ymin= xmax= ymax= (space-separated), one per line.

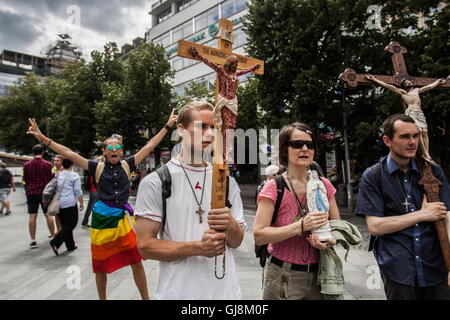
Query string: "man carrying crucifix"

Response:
xmin=134 ymin=101 xmax=247 ymax=299
xmin=366 ymin=74 xmax=446 ymax=163
xmin=189 ymin=46 xmax=261 ymax=163
xmin=356 ymin=114 xmax=450 ymax=300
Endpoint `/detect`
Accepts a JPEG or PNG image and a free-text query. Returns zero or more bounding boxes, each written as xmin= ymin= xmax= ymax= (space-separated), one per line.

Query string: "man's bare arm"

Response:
xmin=366 ymin=74 xmax=406 ymax=95
xmin=418 ymin=78 xmax=445 ymax=94
xmin=366 ymin=199 xmax=447 ymax=236
xmin=135 ymin=216 xmax=226 ymax=261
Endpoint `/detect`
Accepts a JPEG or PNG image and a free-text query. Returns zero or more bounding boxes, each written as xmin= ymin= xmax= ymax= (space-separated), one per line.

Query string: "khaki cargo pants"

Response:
xmin=262 ymin=256 xmax=323 ymax=300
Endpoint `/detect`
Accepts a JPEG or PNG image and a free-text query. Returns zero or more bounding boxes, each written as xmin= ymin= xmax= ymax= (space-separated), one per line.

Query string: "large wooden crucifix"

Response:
xmin=177 ymin=18 xmax=264 ymax=278
xmin=339 ymin=41 xmax=449 ymax=89
xmin=339 ymin=41 xmax=450 ymax=280
xmin=177 ymin=19 xmax=264 ymax=210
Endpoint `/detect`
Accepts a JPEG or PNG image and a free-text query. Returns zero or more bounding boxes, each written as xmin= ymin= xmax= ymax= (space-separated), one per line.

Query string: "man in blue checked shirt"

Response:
xmin=356 ymin=114 xmax=450 ymax=300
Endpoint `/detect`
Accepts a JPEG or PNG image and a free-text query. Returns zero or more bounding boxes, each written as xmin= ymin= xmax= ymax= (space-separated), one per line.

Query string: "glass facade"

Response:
xmin=150 ymin=1 xmax=252 ymax=98
xmin=195 ymin=6 xmax=219 ymax=32
xmin=157 ymin=8 xmax=172 ymax=24
xmin=233 ymin=27 xmax=247 ymax=49
xmin=178 ymin=0 xmax=199 ymax=11
xmin=221 ymin=0 xmax=247 ymax=18
xmin=0 ymin=72 xmax=23 ymax=97
xmin=153 ymin=31 xmax=171 ymax=47
xmin=172 ymin=20 xmax=194 ymax=43
xmin=151 ymin=1 xmax=248 ymax=48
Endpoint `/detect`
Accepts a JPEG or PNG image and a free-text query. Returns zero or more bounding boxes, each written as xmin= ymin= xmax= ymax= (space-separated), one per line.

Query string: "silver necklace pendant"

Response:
xmin=196 ymin=206 xmax=204 ymax=223
xmin=402 ymin=199 xmax=410 ymax=213
xmin=396 ymin=175 xmax=412 ymax=213
xmin=178 ymin=157 xmax=207 ymax=224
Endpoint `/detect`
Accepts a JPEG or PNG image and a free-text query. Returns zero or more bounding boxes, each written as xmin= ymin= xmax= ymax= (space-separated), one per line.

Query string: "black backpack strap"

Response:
xmin=368 ymin=162 xmax=382 ymax=252
xmin=272 ymin=175 xmax=286 ymax=225
xmin=156 ymin=164 xmax=172 ymax=237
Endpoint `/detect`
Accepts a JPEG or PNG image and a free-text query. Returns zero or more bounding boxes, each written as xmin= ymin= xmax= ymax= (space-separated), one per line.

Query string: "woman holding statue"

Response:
xmin=253 ymin=122 xmax=340 ymax=300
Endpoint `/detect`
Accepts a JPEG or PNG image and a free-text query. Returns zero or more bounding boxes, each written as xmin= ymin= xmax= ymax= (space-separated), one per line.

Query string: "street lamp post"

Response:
xmin=342 ymin=87 xmax=354 ymax=212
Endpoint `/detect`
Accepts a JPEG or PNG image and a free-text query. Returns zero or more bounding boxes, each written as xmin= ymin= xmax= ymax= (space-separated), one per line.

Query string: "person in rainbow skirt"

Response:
xmin=26 ymin=109 xmax=177 ymax=299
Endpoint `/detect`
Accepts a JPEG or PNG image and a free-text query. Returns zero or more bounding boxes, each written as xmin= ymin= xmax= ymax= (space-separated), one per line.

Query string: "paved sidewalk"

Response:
xmin=0 ymin=189 xmax=385 ymax=300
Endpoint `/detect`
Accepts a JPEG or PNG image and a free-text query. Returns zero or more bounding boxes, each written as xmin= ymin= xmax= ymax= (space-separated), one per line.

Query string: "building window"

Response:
xmin=235 ymin=0 xmax=247 ymax=12
xmin=172 ymin=57 xmax=183 ymax=71
xmin=153 ymin=31 xmax=171 ymax=48
xmin=238 ymin=72 xmax=251 ymax=83
xmin=221 ymin=0 xmax=248 ymax=18
xmin=195 ymin=6 xmax=219 ymax=32
xmin=173 ymin=20 xmax=193 ymax=43
xmin=158 ymin=8 xmax=172 ymax=24
xmin=0 ymin=85 xmax=9 ymax=96
xmin=233 ymin=27 xmax=247 ymax=48
xmin=172 ymin=56 xmax=197 ymax=71
xmin=178 ymin=0 xmax=198 ymax=11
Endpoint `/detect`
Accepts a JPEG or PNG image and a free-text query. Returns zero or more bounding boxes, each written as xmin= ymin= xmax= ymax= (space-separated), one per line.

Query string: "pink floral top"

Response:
xmin=257 ymin=177 xmax=336 ymax=265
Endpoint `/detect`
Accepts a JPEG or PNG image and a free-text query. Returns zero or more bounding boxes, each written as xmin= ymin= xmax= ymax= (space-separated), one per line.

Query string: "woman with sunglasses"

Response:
xmin=26 ymin=109 xmax=177 ymax=300
xmin=253 ymin=122 xmax=340 ymax=300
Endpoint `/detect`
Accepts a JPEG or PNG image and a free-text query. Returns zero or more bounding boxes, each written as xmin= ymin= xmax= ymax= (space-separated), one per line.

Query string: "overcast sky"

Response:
xmin=0 ymin=0 xmax=151 ymax=59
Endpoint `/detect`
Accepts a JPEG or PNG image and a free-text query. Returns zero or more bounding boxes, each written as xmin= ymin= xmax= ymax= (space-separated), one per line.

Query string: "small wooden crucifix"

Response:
xmin=339 ymin=41 xmax=450 ymax=275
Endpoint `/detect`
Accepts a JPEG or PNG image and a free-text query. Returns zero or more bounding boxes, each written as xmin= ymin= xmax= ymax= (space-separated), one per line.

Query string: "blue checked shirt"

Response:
xmin=356 ymin=155 xmax=450 ymax=287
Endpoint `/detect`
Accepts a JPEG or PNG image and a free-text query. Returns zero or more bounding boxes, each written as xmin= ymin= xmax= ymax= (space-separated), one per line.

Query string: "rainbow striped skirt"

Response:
xmin=91 ymin=200 xmax=142 ymax=274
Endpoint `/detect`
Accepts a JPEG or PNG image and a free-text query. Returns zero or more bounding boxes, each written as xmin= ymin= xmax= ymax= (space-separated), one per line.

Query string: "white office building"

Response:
xmin=145 ymin=0 xmax=252 ymax=97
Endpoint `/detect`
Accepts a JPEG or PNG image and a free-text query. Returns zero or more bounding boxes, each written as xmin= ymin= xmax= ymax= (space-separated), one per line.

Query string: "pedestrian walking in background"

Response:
xmin=81 ymin=169 xmax=97 ymax=228
xmin=52 ymin=154 xmax=64 ymax=234
xmin=49 ymin=158 xmax=84 ymax=256
xmin=0 ymin=163 xmax=15 ymax=215
xmin=23 ymin=144 xmax=55 ymax=249
xmin=255 ymin=165 xmax=279 ymax=205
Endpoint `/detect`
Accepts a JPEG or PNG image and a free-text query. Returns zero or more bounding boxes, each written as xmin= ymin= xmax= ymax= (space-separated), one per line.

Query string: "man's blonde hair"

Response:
xmin=177 ymin=101 xmax=214 ymax=127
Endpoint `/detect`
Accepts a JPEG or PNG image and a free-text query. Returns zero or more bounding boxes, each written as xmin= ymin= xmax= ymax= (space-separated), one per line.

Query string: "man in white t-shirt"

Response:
xmin=135 ymin=101 xmax=246 ymax=300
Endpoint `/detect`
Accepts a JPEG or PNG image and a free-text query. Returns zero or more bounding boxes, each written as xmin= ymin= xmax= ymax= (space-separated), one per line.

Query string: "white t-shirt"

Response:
xmin=135 ymin=158 xmax=246 ymax=300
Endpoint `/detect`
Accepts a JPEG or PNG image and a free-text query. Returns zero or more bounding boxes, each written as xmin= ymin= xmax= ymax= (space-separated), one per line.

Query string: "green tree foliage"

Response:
xmin=175 ymin=81 xmax=215 ymax=108
xmin=0 ymin=42 xmax=174 ymax=159
xmin=94 ymin=42 xmax=174 ymax=159
xmin=236 ymin=78 xmax=261 ymax=131
xmin=46 ymin=43 xmax=125 ymax=157
xmin=0 ymin=74 xmax=49 ymax=154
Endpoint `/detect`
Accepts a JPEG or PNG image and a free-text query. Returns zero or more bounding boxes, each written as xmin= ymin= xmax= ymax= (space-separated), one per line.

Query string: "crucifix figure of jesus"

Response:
xmin=177 ymin=19 xmax=264 ymax=209
xmin=177 ymin=18 xmax=264 ymax=279
xmin=189 ymin=46 xmax=261 ymax=163
xmin=365 ymin=75 xmax=445 ymax=163
xmin=339 ymin=41 xmax=449 ymax=163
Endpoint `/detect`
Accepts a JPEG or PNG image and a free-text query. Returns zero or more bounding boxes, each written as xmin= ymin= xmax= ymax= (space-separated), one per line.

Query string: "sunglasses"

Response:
xmin=287 ymin=140 xmax=315 ymax=150
xmin=106 ymin=144 xmax=122 ymax=151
